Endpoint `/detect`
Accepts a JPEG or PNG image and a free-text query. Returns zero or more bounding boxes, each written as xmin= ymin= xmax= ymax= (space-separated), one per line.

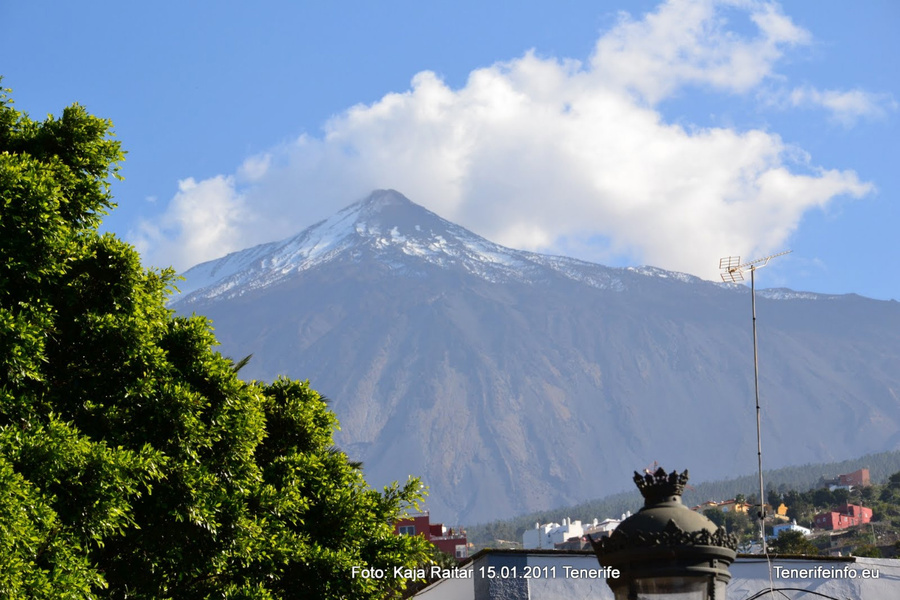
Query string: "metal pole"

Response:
xmin=719 ymin=251 xmax=791 ymax=556
xmin=751 ymin=267 xmax=767 ymax=553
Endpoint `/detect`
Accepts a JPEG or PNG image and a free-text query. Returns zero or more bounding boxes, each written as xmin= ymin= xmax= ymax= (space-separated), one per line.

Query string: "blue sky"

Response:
xmin=3 ymin=0 xmax=898 ymax=300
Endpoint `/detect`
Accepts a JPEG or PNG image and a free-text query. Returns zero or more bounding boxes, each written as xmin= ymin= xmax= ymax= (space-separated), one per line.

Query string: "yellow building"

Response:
xmin=718 ymin=500 xmax=750 ymax=513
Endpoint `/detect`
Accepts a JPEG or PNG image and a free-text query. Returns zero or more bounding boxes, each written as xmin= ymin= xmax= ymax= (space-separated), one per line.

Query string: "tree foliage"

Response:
xmin=0 ymin=84 xmax=431 ymax=598
xmin=769 ymin=530 xmax=819 ymax=555
xmin=703 ymin=508 xmax=725 ymax=527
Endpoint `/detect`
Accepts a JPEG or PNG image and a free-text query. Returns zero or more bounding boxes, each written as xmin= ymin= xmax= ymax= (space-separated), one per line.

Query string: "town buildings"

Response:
xmin=522 ymin=516 xmax=627 ymax=550
xmin=717 ymin=499 xmax=751 ymax=513
xmin=689 ymin=498 xmax=752 ymax=514
xmin=813 ymin=504 xmax=873 ymax=531
xmin=822 ymin=468 xmax=871 ymax=491
xmin=522 ymin=518 xmax=584 ymax=550
xmin=395 ymin=512 xmax=469 ymax=559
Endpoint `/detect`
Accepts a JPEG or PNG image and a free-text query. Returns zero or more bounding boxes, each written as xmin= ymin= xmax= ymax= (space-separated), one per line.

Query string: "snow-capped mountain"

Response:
xmin=172 ymin=190 xmax=900 ymax=525
xmin=177 ymin=189 xmax=639 ymax=302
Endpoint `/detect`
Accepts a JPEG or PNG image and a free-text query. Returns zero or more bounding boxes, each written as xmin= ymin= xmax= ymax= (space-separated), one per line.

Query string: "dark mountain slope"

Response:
xmin=172 ymin=190 xmax=900 ymax=524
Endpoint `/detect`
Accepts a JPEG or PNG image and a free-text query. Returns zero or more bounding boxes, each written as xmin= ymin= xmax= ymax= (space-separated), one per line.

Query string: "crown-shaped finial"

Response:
xmin=633 ymin=467 xmax=689 ymax=503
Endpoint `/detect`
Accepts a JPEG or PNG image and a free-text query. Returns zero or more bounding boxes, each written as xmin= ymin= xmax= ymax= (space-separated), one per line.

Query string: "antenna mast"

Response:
xmin=718 ymin=250 xmax=791 ymax=554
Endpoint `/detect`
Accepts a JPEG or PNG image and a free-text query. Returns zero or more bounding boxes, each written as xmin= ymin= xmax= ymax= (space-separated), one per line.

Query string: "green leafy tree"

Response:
xmin=812 ymin=488 xmax=835 ymax=509
xmin=832 ymin=488 xmax=850 ymax=505
xmin=722 ymin=510 xmax=752 ymax=539
xmin=769 ymin=530 xmax=819 ymax=555
xmin=703 ymin=508 xmax=725 ymax=527
xmin=858 ymin=485 xmax=875 ymax=502
xmin=887 ymin=471 xmax=900 ymax=491
xmin=852 ymin=544 xmax=882 ymax=558
xmin=0 ymin=83 xmax=430 ymax=598
xmin=785 ymin=492 xmax=815 ymax=527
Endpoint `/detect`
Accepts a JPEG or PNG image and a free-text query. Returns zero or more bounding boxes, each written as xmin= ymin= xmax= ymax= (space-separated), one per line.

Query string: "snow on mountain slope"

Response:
xmin=173 ymin=189 xmax=830 ymax=306
xmin=174 ymin=190 xmax=636 ymax=303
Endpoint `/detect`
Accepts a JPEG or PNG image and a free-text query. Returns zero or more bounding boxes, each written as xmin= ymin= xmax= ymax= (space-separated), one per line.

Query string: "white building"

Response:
xmin=583 ymin=516 xmax=624 ymax=538
xmin=522 ymin=518 xmax=584 ymax=549
xmin=771 ymin=520 xmax=812 ymax=539
xmin=828 ymin=484 xmax=854 ymax=493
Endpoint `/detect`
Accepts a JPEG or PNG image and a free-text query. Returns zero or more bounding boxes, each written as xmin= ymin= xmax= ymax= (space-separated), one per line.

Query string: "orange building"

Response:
xmin=838 ymin=468 xmax=871 ymax=488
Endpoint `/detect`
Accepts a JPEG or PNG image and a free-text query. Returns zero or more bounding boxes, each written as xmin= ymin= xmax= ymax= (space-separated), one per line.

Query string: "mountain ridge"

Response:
xmin=176 ymin=189 xmax=851 ymax=305
xmin=171 ymin=190 xmax=900 ymax=524
xmin=177 ymin=189 xmax=631 ymax=301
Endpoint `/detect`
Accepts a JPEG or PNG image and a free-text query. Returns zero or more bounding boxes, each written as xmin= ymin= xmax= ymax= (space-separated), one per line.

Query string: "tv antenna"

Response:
xmin=718 ymin=250 xmax=791 ymax=555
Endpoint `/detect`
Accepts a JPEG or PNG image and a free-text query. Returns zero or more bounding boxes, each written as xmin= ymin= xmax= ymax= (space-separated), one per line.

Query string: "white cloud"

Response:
xmin=139 ymin=0 xmax=876 ymax=281
xmin=788 ymin=86 xmax=897 ymax=126
xmin=590 ymin=0 xmax=810 ymax=103
xmin=237 ymin=153 xmax=272 ymax=182
xmin=134 ymin=175 xmax=250 ymax=270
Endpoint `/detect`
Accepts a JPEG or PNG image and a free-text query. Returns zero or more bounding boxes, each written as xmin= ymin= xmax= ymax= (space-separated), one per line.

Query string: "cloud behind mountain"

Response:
xmin=135 ymin=0 xmax=886 ymax=281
